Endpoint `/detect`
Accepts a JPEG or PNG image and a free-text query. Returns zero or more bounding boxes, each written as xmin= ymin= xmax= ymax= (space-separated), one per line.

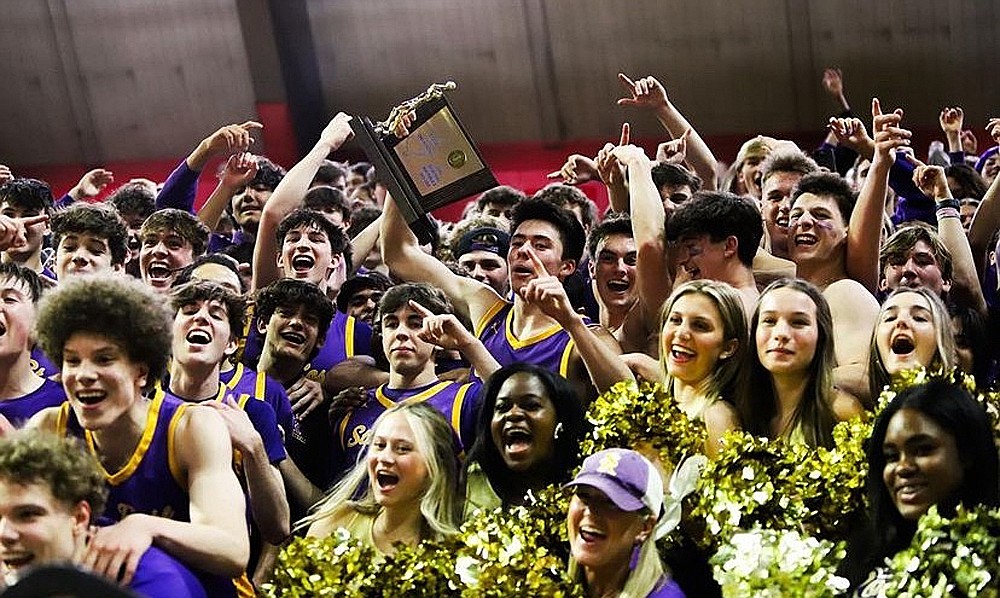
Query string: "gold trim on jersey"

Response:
xmin=89 ymin=389 xmax=165 ymax=486
xmin=474 ymin=298 xmax=507 ymax=337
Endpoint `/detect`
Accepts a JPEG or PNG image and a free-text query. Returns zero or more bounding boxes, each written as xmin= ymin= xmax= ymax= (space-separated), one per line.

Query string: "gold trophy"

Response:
xmin=350 ymin=82 xmax=498 ymax=244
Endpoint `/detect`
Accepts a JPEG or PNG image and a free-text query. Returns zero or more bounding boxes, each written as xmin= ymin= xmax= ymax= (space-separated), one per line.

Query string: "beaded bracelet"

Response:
xmin=936 ymin=207 xmax=960 ymax=220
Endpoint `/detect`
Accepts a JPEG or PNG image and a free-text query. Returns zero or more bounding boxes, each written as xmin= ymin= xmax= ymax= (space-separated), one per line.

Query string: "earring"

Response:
xmin=553 ymin=422 xmax=563 ymax=440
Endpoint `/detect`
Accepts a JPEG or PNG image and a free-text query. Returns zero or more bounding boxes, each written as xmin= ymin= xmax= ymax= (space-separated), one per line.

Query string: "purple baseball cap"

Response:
xmin=565 ymin=448 xmax=664 ymax=515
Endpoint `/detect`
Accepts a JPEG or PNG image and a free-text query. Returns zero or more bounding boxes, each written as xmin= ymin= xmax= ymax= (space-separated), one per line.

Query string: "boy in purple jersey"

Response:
xmin=253 ymin=278 xmax=346 ymax=493
xmin=0 ymin=264 xmax=65 ymax=426
xmin=383 ymin=195 xmax=631 ymax=404
xmin=29 ymin=275 xmax=250 ymax=595
xmin=0 ymin=431 xmax=207 ymax=598
xmin=331 ymin=283 xmax=499 ymax=475
xmin=166 ymin=281 xmax=289 ymax=553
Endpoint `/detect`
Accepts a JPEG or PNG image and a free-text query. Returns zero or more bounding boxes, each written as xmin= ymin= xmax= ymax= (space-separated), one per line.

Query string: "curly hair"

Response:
xmin=0 ymin=431 xmax=107 ymax=520
xmin=106 ymin=183 xmax=155 ymax=221
xmin=36 ymin=275 xmax=172 ymax=389
xmin=254 ymin=279 xmax=335 ymax=341
xmin=249 ymin=156 xmax=286 ymax=191
xmin=50 ymin=203 xmax=129 ymax=267
xmin=170 ymin=280 xmax=247 ymax=343
xmin=0 ymin=178 xmax=54 ymax=212
xmin=140 ymin=208 xmax=210 ymax=257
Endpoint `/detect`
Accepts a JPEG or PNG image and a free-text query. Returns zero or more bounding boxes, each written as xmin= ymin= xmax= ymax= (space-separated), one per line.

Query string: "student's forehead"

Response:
xmin=60 ymin=232 xmax=110 ymax=246
xmin=513 ymin=219 xmax=561 ymax=240
xmin=0 ymin=275 xmax=32 ymax=296
xmin=142 ymin=227 xmax=186 ymax=240
xmin=792 ymin=193 xmax=840 ymax=214
xmin=597 ymin=233 xmax=636 ymax=252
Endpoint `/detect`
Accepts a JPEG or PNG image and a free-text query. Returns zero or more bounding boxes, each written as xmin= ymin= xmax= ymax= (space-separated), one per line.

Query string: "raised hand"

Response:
xmin=219 ymin=152 xmax=259 ymax=190
xmin=410 ymin=299 xmax=475 ymax=351
xmin=519 ymin=245 xmax=577 ymax=325
xmin=547 ymin=154 xmax=600 ymax=185
xmin=0 ymin=164 xmax=12 ymax=184
xmin=821 ymin=68 xmax=844 ymax=98
xmin=617 ymin=73 xmax=669 ymax=110
xmin=904 ymin=154 xmax=950 ymax=199
xmin=870 ymin=98 xmax=910 ymax=161
xmin=319 ymin=112 xmax=355 ymax=150
xmin=595 ymin=123 xmax=631 ymax=187
xmin=987 ymin=118 xmax=1000 ymax=145
xmin=610 ymin=143 xmax=650 ymax=169
xmin=939 ymin=106 xmax=965 ymax=136
xmin=827 ymin=117 xmax=874 ymax=158
xmin=204 ymin=121 xmax=261 ymax=157
xmin=961 ymin=129 xmax=979 ymax=155
xmin=188 ymin=121 xmax=262 ymax=171
xmin=656 ymin=128 xmax=690 ymax=165
xmin=72 ymin=168 xmax=114 ymax=199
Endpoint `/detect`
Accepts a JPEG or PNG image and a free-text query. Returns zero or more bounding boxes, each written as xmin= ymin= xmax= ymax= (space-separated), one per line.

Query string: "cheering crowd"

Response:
xmin=0 ymin=67 xmax=996 ymax=597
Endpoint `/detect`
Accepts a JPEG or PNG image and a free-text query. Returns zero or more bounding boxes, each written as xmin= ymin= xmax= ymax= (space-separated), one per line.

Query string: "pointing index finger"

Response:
xmin=619 ymin=122 xmax=630 ymax=146
xmin=618 ymin=72 xmax=636 ymax=90
xmin=523 ymin=244 xmax=547 ymax=277
xmin=407 ymin=300 xmax=435 ymax=318
xmin=19 ymin=214 xmax=49 ymax=227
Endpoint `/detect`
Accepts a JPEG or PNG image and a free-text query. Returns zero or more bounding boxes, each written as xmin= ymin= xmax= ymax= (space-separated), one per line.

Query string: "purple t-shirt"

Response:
xmin=646 ymin=577 xmax=686 ymax=598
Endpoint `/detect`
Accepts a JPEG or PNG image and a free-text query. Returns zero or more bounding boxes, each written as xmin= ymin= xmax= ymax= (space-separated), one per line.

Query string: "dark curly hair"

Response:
xmin=0 ymin=431 xmax=108 ymax=521
xmin=248 ymin=156 xmax=286 ymax=192
xmin=36 ymin=275 xmax=172 ymax=390
xmin=0 ymin=178 xmax=54 ymax=212
xmin=170 ymin=280 xmax=247 ymax=342
xmin=106 ymin=183 xmax=155 ymax=222
xmin=50 ymin=203 xmax=129 ymax=267
xmin=254 ymin=279 xmax=335 ymax=342
xmin=140 ymin=208 xmax=211 ymax=257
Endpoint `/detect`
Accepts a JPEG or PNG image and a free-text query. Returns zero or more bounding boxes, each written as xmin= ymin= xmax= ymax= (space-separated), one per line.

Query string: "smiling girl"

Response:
xmin=657 ymin=281 xmax=748 ymax=458
xmin=867 ymin=287 xmax=956 ymax=400
xmin=743 ymin=279 xmax=863 ymax=447
xmin=303 ymin=402 xmax=461 ymax=555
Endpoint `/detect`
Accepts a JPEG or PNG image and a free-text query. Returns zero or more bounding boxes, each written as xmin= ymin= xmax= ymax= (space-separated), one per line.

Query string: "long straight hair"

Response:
xmin=299 ymin=402 xmax=461 ymax=539
xmin=867 ymin=287 xmax=957 ymax=401
xmin=744 ymin=278 xmax=837 ymax=447
xmin=658 ymin=280 xmax=750 ymax=412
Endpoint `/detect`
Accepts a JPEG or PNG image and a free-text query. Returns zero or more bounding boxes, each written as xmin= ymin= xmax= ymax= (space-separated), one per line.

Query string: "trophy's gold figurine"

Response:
xmin=377 ymin=81 xmax=457 ymax=136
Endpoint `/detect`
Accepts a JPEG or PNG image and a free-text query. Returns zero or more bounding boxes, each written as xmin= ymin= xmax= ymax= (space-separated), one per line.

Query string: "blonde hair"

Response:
xmin=658 ymin=280 xmax=749 ymax=410
xmin=867 ymin=287 xmax=957 ymax=400
xmin=567 ymin=510 xmax=666 ymax=598
xmin=299 ymin=402 xmax=461 ymax=540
